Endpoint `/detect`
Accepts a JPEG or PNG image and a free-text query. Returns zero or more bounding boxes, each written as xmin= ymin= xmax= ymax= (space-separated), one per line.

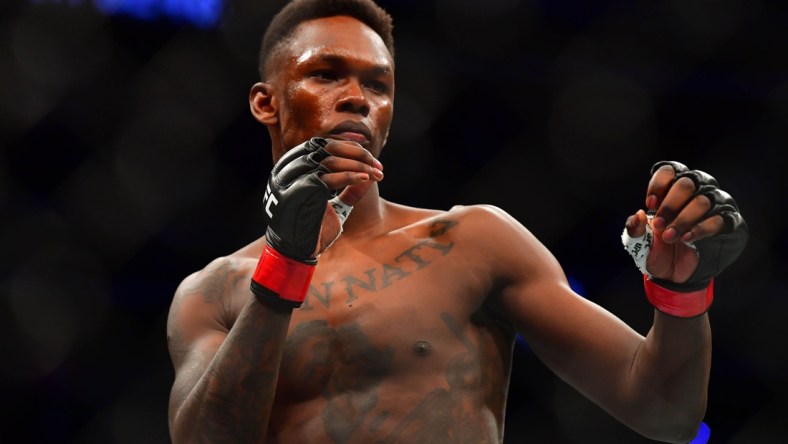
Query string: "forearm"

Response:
xmin=627 ymin=311 xmax=711 ymax=442
xmin=171 ymin=296 xmax=292 ymax=444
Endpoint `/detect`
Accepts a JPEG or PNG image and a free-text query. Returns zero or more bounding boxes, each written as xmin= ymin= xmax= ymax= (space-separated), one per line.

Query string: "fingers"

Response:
xmin=678 ymin=214 xmax=725 ymax=243
xmin=625 ymin=209 xmax=649 ymax=238
xmin=646 ymin=163 xmax=725 ymax=244
xmin=318 ymin=140 xmax=384 ymax=190
xmin=645 ymin=164 xmax=677 ymax=211
xmin=657 ymin=193 xmax=709 ymax=243
xmin=323 ymin=139 xmax=382 ymax=169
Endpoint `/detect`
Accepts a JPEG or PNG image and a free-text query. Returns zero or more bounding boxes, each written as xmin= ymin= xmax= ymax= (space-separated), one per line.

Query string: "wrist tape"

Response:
xmin=250 ymin=244 xmax=315 ymax=309
xmin=622 ymin=214 xmax=712 ymax=318
xmin=329 ymin=196 xmax=353 ymax=226
xmin=644 ymin=275 xmax=713 ymax=318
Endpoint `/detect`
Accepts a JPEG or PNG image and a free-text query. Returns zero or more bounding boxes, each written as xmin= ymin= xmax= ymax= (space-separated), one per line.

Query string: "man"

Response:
xmin=165 ymin=0 xmax=748 ymax=442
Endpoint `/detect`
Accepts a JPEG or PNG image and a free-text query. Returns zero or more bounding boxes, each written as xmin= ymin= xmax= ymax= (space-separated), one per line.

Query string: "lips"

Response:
xmin=328 ymin=120 xmax=372 ymax=145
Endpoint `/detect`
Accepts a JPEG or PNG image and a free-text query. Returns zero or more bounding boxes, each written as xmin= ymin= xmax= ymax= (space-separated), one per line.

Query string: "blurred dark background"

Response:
xmin=1 ymin=0 xmax=785 ymax=442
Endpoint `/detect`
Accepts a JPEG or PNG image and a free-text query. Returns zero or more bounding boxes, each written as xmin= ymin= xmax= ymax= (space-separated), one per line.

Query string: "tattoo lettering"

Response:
xmin=394 ymin=238 xmax=454 ymax=270
xmin=344 ymin=268 xmax=377 ymax=304
xmin=303 ymin=281 xmax=335 ymax=310
xmin=301 ymin=220 xmax=458 ymax=309
xmin=379 ymin=263 xmax=411 ymax=289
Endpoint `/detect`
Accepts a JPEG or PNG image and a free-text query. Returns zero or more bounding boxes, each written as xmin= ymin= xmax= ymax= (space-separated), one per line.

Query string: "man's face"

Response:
xmin=268 ymin=15 xmax=394 ymax=159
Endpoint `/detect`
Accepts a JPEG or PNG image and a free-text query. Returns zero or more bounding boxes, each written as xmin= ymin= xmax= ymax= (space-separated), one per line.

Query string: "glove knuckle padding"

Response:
xmin=651 ymin=164 xmax=749 ymax=292
xmin=265 ymin=138 xmax=332 ymax=261
xmin=676 ymin=170 xmax=719 ymax=190
xmin=276 ymin=141 xmax=328 ymax=185
xmin=651 ymin=160 xmax=689 ymax=175
xmin=274 ymin=138 xmax=321 ymax=173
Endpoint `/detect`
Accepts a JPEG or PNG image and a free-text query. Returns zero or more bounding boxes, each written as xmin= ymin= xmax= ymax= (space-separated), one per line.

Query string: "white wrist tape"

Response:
xmin=321 ymin=197 xmax=354 ymax=253
xmin=621 ymin=214 xmax=655 ymax=278
xmin=329 ymin=197 xmax=353 ymax=227
xmin=621 ymin=214 xmax=697 ymax=278
xmin=622 ymin=221 xmax=653 ymax=278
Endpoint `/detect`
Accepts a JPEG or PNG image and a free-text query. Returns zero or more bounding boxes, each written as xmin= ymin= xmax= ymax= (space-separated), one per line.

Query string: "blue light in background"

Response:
xmin=161 ymin=0 xmax=224 ymax=28
xmin=567 ymin=275 xmax=585 ymax=297
xmin=690 ymin=422 xmax=711 ymax=444
xmin=37 ymin=0 xmax=227 ymax=29
xmin=95 ymin=0 xmax=225 ymax=28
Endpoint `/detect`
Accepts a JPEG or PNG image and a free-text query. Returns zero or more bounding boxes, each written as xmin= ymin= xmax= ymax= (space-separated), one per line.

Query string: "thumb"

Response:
xmin=626 ymin=209 xmax=649 ymax=238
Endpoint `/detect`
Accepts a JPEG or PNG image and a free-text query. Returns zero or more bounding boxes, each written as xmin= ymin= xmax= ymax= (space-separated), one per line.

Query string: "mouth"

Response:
xmin=327 ymin=120 xmax=373 ymax=145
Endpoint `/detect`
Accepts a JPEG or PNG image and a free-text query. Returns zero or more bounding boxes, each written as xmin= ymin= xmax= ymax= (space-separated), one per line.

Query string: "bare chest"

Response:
xmin=254 ymin=218 xmax=512 ymax=442
xmin=273 ymin=230 xmax=506 ymax=400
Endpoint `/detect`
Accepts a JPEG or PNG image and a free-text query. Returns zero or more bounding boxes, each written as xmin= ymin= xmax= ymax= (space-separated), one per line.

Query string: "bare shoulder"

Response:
xmin=438 ymin=203 xmax=561 ymax=280
xmin=383 ymin=201 xmax=521 ymax=233
xmin=166 ymin=250 xmax=258 ymax=366
xmin=173 ymin=255 xmax=253 ymax=305
xmin=446 ymin=203 xmax=521 ymax=226
xmin=169 ymin=236 xmax=264 ymax=315
xmin=378 ymin=200 xmax=552 ymax=278
xmin=440 ymin=203 xmax=538 ymax=244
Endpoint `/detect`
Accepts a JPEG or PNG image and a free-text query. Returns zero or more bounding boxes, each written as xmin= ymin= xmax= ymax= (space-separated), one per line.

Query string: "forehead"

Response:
xmin=285 ymin=15 xmax=393 ymax=71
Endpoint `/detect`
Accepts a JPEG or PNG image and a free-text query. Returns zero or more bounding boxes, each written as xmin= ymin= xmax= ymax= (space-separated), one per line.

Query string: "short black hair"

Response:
xmin=258 ymin=0 xmax=395 ymax=80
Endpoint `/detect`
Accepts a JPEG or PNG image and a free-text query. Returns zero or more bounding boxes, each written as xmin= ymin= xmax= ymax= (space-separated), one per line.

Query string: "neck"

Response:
xmin=341 ymin=182 xmax=387 ymax=238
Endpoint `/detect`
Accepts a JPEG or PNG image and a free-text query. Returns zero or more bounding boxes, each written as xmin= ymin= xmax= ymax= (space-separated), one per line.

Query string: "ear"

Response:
xmin=249 ymin=82 xmax=278 ymax=126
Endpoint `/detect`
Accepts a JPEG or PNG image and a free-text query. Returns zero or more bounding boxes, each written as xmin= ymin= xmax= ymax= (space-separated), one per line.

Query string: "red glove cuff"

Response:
xmin=251 ymin=244 xmax=315 ymax=307
xmin=643 ymin=275 xmax=714 ymax=318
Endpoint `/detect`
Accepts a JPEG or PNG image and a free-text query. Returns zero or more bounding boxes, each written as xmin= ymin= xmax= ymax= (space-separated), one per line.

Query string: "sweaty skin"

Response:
xmin=167 ymin=15 xmax=712 ymax=444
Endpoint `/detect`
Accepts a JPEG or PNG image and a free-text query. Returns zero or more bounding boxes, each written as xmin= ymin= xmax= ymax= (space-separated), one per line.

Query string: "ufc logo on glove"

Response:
xmin=264 ymin=183 xmax=279 ymax=218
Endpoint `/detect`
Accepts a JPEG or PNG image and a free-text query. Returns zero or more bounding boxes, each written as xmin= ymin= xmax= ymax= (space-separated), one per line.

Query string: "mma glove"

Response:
xmin=622 ymin=161 xmax=749 ymax=317
xmin=250 ymin=137 xmax=334 ymax=310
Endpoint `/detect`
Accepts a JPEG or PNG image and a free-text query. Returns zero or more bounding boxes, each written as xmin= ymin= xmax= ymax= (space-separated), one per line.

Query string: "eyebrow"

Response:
xmin=310 ymin=53 xmax=392 ymax=76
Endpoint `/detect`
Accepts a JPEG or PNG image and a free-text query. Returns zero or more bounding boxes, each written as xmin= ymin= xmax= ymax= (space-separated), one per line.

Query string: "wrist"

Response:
xmin=643 ymin=275 xmax=714 ymax=318
xmin=250 ymin=244 xmax=316 ymax=309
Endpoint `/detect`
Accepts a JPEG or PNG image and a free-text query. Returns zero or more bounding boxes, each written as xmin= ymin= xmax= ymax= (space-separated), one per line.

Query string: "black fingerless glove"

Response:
xmin=251 ymin=137 xmax=333 ymax=309
xmin=649 ymin=161 xmax=749 ymax=292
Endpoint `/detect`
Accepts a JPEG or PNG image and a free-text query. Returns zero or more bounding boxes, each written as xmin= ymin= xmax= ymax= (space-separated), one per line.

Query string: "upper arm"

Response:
xmin=471 ymin=205 xmax=645 ymax=415
xmin=166 ymin=258 xmax=245 ymax=425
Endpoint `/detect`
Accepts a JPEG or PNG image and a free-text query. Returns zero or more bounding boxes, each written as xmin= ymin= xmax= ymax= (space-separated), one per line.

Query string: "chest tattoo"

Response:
xmin=282 ymin=320 xmax=395 ymax=442
xmin=300 ymin=219 xmax=457 ymax=310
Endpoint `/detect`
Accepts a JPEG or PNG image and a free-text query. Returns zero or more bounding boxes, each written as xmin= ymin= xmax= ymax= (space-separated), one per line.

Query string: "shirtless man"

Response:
xmin=165 ymin=0 xmax=748 ymax=442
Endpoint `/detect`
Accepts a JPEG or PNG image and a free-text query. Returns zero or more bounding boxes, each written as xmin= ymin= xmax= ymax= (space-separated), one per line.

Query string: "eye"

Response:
xmin=365 ymin=80 xmax=389 ymax=94
xmin=309 ymin=70 xmax=337 ymax=81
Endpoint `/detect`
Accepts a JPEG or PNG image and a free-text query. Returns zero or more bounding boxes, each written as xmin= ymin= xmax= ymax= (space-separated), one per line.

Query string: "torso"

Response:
xmin=225 ymin=202 xmax=516 ymax=443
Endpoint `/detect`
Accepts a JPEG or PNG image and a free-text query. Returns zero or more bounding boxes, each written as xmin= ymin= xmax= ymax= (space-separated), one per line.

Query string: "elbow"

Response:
xmin=633 ymin=411 xmax=706 ymax=444
xmin=621 ymin=382 xmax=708 ymax=443
xmin=652 ymin=420 xmax=704 ymax=444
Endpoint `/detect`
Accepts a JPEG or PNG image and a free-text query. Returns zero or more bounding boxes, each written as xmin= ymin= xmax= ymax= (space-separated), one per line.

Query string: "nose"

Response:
xmin=335 ymin=78 xmax=370 ymax=117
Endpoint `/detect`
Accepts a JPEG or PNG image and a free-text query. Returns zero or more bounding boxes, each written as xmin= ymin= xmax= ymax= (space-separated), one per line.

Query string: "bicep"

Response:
xmin=502 ymin=272 xmax=643 ymax=405
xmin=166 ymin=280 xmax=229 ymax=423
xmin=484 ymin=210 xmax=644 ymax=412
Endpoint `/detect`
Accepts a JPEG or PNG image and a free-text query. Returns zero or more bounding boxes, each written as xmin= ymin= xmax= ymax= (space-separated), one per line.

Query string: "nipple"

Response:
xmin=413 ymin=340 xmax=432 ymax=356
